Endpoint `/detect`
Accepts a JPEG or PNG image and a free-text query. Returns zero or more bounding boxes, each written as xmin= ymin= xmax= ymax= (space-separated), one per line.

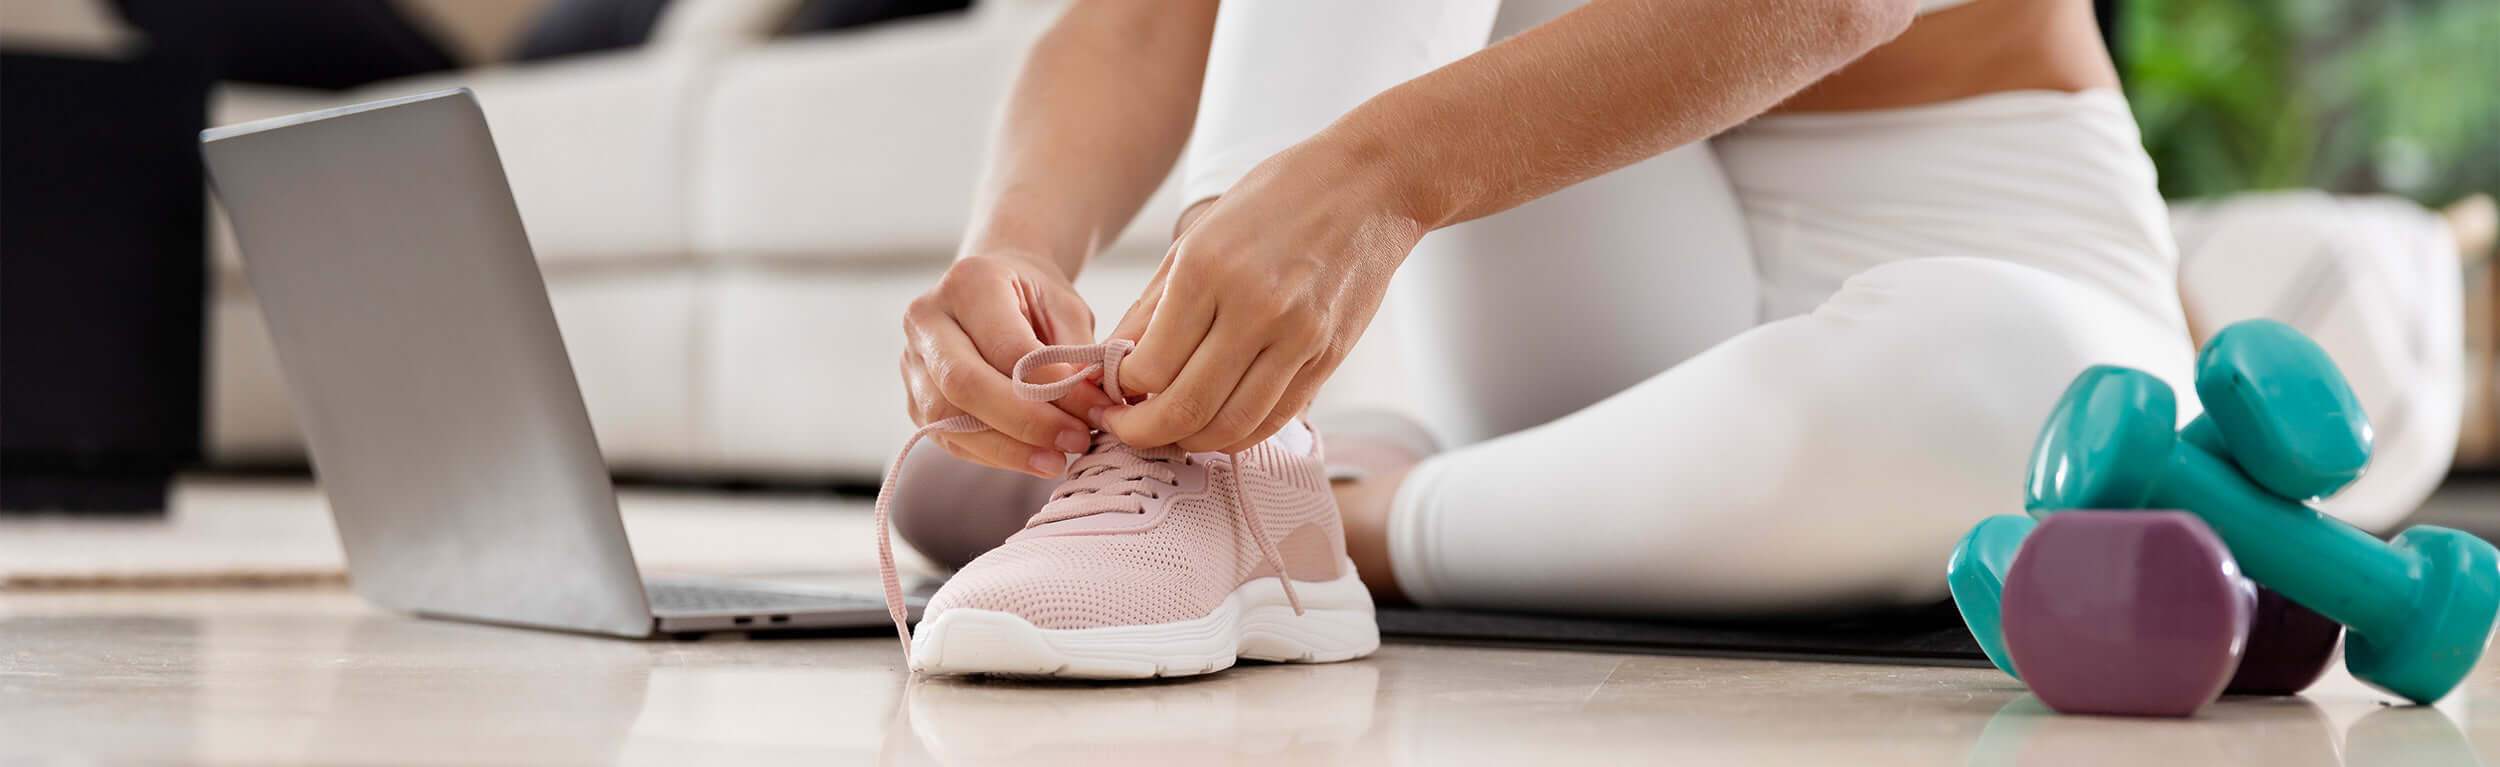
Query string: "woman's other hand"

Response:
xmin=901 ymin=253 xmax=1113 ymax=477
xmin=1104 ymin=138 xmax=1426 ymax=453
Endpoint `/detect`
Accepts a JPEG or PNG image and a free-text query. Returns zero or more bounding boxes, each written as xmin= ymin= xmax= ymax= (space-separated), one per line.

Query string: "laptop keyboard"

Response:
xmin=645 ymin=582 xmax=882 ymax=613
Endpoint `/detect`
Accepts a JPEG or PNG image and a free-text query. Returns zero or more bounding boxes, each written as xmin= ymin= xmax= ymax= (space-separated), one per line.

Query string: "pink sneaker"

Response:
xmin=875 ymin=341 xmax=1379 ymax=678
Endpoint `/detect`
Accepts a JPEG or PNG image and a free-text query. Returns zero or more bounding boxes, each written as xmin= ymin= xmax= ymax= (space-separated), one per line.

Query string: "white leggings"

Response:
xmin=1183 ymin=1 xmax=2208 ymax=615
xmin=1378 ymin=157 xmax=2465 ymax=617
xmin=1378 ymin=95 xmax=2204 ymax=616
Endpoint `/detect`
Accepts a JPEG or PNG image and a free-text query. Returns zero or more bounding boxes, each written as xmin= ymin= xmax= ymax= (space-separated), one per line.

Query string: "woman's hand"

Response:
xmin=902 ymin=253 xmax=1117 ymax=477
xmin=1103 ymin=138 xmax=1426 ymax=453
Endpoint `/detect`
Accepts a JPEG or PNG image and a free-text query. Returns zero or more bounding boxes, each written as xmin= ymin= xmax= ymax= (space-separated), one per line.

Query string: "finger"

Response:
xmin=1035 ymin=277 xmax=1116 ymax=416
xmin=1222 ymin=408 xmax=1305 ymax=456
xmin=1020 ymin=287 xmax=1118 ymax=422
xmin=902 ymin=346 xmax=965 ymax=430
xmin=1050 ymin=375 xmax=1116 ymax=427
xmin=1116 ymin=269 xmax=1214 ymax=397
xmin=934 ymin=431 xmax=1067 ymax=479
xmin=952 ymin=299 xmax=1102 ymax=419
xmin=1274 ymin=346 xmax=1348 ymax=426
xmin=901 ymin=344 xmax=931 ymax=420
xmin=1222 ymin=336 xmax=1342 ymax=453
xmin=1179 ymin=345 xmax=1304 ymax=453
xmin=909 ymin=311 xmax=1093 ymax=454
xmin=1102 ymin=320 xmax=1260 ymax=449
xmin=902 ymin=356 xmax=1065 ymax=477
xmin=1223 ymin=355 xmax=1336 ymax=453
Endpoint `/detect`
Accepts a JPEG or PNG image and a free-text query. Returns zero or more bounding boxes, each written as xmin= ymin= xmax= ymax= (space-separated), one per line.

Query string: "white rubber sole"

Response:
xmin=908 ymin=560 xmax=1380 ymax=680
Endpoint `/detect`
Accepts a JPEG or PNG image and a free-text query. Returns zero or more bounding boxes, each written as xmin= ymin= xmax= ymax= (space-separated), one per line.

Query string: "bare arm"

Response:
xmin=1102 ymin=0 xmax=1919 ymax=451
xmin=959 ymin=0 xmax=1220 ymax=276
xmin=1342 ymin=0 xmax=1917 ymax=230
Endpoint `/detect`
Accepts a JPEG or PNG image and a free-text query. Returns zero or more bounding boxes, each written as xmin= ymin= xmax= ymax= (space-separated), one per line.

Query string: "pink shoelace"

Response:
xmin=873 ymin=340 xmax=1304 ymax=653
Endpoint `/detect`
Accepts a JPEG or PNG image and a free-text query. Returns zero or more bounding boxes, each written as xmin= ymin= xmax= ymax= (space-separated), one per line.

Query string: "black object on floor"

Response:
xmin=1377 ymin=602 xmax=1992 ymax=667
xmin=113 ymin=0 xmax=459 ymax=89
xmin=0 ymin=51 xmax=210 ymax=514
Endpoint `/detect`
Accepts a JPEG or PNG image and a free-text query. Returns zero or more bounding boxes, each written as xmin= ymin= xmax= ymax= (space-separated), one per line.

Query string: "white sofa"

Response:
xmin=205 ymin=0 xmax=1411 ymax=480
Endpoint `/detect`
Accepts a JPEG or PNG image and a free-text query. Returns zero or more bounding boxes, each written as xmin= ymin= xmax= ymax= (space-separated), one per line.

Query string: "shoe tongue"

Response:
xmin=1074 ymin=433 xmax=1182 ymax=463
xmin=1125 ymin=443 xmax=1188 ymax=463
xmin=1061 ymin=437 xmax=1187 ymax=486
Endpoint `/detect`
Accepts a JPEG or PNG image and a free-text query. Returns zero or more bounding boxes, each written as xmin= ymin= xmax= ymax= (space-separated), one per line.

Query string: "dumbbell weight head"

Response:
xmin=2026 ymin=364 xmax=2500 ymax=703
xmin=2000 ymin=511 xmax=2253 ymax=717
xmin=2192 ymin=319 xmax=2372 ymax=502
xmin=2227 ymin=586 xmax=2345 ymax=695
xmin=2029 ymin=319 xmax=2370 ymax=512
xmin=1950 ymin=514 xmax=2342 ymax=695
xmin=2023 ymin=364 xmax=2181 ymax=513
xmin=1947 ymin=514 xmax=2037 ymax=678
xmin=2343 ymin=527 xmax=2500 ymax=704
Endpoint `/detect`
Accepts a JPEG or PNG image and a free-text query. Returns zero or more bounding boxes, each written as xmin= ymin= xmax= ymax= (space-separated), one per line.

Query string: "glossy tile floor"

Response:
xmin=3 ymin=587 xmax=2496 ymax=765
xmin=6 ymin=477 xmax=2499 ymax=765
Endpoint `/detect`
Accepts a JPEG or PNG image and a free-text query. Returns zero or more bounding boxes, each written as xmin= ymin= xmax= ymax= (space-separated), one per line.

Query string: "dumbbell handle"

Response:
xmin=2158 ymin=439 xmax=2415 ymax=636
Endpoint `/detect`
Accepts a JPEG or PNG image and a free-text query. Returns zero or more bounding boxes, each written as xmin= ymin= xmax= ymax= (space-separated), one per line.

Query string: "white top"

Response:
xmin=1184 ymin=0 xmax=1980 ymax=205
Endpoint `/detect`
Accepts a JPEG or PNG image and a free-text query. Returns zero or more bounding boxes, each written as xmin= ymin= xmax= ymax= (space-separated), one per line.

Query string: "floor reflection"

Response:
xmin=623 ymin=661 xmax=903 ymax=762
xmin=1 ymin=616 xmax=203 ymax=760
xmin=2344 ymin=705 xmax=2482 ymax=766
xmin=1967 ymin=694 xmax=2478 ymax=767
xmin=8 ymin=591 xmax=2499 ymax=766
xmin=888 ymin=661 xmax=1383 ymax=765
xmin=294 ymin=618 xmax=651 ymax=763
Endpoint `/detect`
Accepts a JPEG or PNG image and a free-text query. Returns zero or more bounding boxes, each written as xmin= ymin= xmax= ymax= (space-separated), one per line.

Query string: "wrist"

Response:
xmin=1304 ymin=111 xmax=1454 ymax=235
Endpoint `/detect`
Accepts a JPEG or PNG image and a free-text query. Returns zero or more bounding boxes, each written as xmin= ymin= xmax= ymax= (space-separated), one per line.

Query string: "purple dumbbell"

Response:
xmin=2001 ymin=511 xmax=2256 ymax=717
xmin=2228 ymin=587 xmax=2344 ymax=694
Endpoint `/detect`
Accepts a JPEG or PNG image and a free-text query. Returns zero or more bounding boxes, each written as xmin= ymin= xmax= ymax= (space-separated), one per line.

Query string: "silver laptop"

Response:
xmin=201 ymin=88 xmax=919 ymax=637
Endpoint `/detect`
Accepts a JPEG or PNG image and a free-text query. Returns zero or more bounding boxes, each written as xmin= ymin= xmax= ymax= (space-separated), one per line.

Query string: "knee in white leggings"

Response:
xmin=1389 ymin=257 xmax=2196 ymax=616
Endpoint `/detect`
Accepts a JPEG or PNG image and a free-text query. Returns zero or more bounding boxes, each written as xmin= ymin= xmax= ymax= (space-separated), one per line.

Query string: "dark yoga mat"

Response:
xmin=1376 ymin=602 xmax=1993 ymax=667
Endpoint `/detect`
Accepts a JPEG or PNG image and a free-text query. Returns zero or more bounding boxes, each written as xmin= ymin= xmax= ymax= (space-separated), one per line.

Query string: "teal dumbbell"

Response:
xmin=2175 ymin=320 xmax=2371 ymax=502
xmin=1948 ymin=515 xmax=2037 ymax=678
xmin=2025 ymin=342 xmax=2500 ymax=703
xmin=1951 ymin=320 xmax=2356 ymax=689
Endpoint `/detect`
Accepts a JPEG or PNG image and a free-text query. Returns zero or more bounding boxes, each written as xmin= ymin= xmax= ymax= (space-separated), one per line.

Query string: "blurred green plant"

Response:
xmin=2122 ymin=0 xmax=2500 ymax=205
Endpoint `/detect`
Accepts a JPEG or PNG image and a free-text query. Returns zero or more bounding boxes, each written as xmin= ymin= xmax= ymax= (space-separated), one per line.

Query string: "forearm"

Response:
xmin=1323 ymin=0 xmax=1916 ymax=231
xmin=959 ymin=0 xmax=1218 ymax=277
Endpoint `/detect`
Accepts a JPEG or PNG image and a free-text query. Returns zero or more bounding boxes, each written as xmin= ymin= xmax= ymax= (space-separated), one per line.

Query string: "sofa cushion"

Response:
xmin=206 ymin=268 xmax=702 ymax=472
xmin=207 ymin=48 xmax=711 ymax=276
xmin=690 ymin=11 xmax=1185 ymax=268
xmin=366 ymin=50 xmax=711 ymax=264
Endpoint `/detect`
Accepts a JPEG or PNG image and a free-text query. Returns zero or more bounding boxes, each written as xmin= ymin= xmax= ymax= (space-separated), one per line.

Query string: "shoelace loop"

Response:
xmin=872 ymin=340 xmax=1304 ymax=655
